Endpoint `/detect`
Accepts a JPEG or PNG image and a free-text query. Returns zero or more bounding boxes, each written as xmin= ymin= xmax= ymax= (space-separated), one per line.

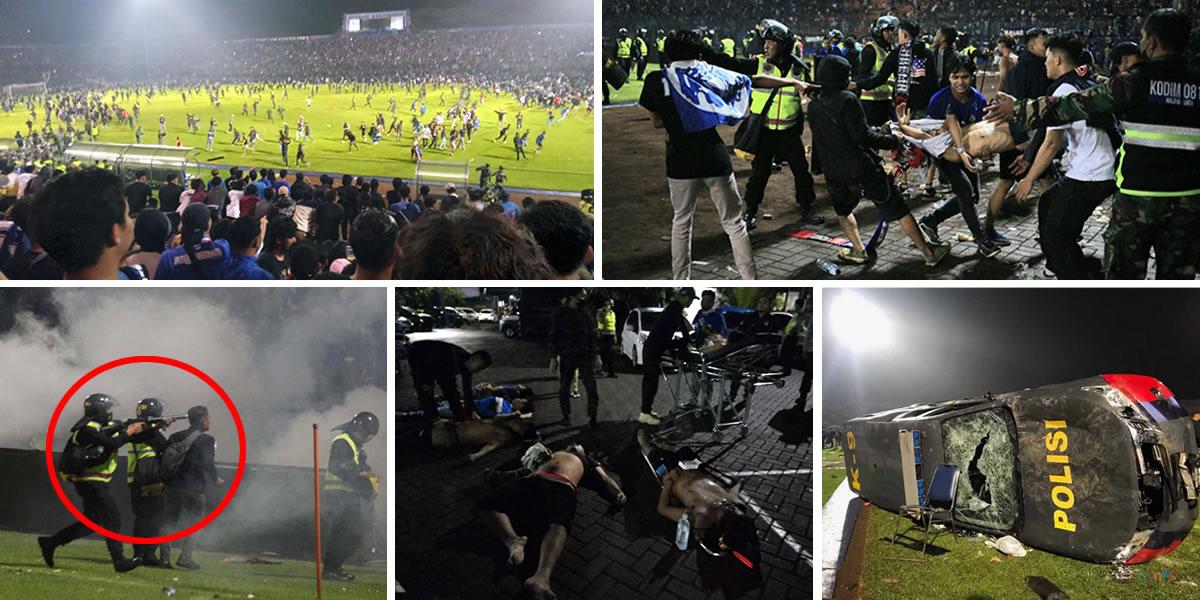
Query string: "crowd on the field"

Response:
xmin=0 ymin=161 xmax=594 ymax=281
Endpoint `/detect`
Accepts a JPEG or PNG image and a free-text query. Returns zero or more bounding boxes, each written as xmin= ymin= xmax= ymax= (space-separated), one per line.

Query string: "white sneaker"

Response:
xmin=637 ymin=412 xmax=662 ymax=425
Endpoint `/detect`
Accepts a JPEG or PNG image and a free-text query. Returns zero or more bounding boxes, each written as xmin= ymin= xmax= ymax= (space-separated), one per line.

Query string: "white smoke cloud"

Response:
xmin=0 ymin=288 xmax=387 ymax=471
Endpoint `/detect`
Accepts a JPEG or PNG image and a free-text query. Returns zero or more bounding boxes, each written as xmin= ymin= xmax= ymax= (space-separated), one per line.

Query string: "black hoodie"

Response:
xmin=808 ymin=56 xmax=900 ymax=181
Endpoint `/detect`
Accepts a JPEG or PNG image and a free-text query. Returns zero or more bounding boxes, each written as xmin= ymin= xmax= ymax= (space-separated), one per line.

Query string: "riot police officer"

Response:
xmin=634 ymin=28 xmax=650 ymax=80
xmin=39 ymin=393 xmax=145 ymax=572
xmin=861 ymin=16 xmax=900 ymax=126
xmin=706 ymin=19 xmax=823 ymax=228
xmin=615 ymin=28 xmax=634 ymax=77
xmin=323 ymin=411 xmax=381 ymax=582
xmin=127 ymin=398 xmax=177 ymax=567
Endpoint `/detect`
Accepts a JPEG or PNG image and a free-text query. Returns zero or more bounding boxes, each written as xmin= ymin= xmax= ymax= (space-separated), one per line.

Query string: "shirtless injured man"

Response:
xmin=891 ymin=102 xmax=1029 ymax=174
xmin=637 ymin=430 xmax=763 ymax=594
xmin=474 ymin=442 xmax=627 ymax=600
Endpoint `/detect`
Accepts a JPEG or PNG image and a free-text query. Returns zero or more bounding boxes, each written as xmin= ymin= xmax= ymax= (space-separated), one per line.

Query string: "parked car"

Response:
xmin=455 ymin=307 xmax=480 ymax=323
xmin=477 ymin=308 xmax=496 ymax=322
xmin=430 ymin=307 xmax=467 ymax=328
xmin=397 ymin=306 xmax=434 ymax=332
xmin=621 ymin=307 xmax=665 ymax=366
xmin=395 ymin=316 xmax=413 ymax=335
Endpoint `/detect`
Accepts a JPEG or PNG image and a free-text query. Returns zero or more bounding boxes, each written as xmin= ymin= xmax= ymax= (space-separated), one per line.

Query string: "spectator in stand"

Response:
xmin=258 ymin=216 xmax=296 ymax=278
xmin=520 ymin=200 xmax=593 ymax=279
xmin=396 ymin=209 xmax=557 ymax=279
xmin=32 ymin=168 xmax=133 ymax=280
xmin=125 ymin=170 xmax=152 ymax=215
xmin=126 ymin=208 xmax=170 ymax=279
xmin=222 ymin=216 xmax=274 ymax=280
xmin=314 ymin=188 xmax=345 ymax=241
xmin=155 ymin=203 xmax=230 ymax=279
xmin=349 ymin=209 xmax=399 ymax=280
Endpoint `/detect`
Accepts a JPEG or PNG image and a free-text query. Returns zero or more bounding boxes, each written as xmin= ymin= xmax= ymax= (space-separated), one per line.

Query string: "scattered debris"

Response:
xmin=1026 ymin=575 xmax=1068 ymax=600
xmin=219 ymin=555 xmax=282 ymax=565
xmin=1109 ymin=564 xmax=1134 ymax=581
xmin=987 ymin=535 xmax=1027 ymax=557
xmin=162 ymin=587 xmax=176 ymax=597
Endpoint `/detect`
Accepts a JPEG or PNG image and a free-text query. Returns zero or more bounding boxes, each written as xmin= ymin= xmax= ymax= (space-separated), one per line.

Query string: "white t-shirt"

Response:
xmin=1049 ymin=82 xmax=1115 ymax=182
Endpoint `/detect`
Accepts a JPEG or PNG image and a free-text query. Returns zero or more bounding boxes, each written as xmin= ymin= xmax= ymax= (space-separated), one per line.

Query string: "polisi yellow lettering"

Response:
xmin=846 ymin=432 xmax=860 ymax=490
xmin=1045 ymin=420 xmax=1076 ymax=532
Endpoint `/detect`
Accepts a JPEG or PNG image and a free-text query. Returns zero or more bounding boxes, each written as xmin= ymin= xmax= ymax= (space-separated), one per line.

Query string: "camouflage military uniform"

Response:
xmin=1012 ymin=55 xmax=1200 ymax=279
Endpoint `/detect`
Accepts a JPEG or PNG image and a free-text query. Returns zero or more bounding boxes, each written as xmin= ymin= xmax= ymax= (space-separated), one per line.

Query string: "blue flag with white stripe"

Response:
xmin=663 ymin=60 xmax=752 ymax=133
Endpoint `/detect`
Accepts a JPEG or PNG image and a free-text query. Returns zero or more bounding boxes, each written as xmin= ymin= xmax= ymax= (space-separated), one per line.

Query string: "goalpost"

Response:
xmin=5 ymin=82 xmax=47 ymax=100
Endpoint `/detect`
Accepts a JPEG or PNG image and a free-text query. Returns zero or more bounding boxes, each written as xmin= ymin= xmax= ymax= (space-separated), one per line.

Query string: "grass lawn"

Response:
xmin=858 ymin=500 xmax=1200 ymax=599
xmin=0 ymin=528 xmax=386 ymax=599
xmin=822 ymin=447 xmax=845 ymax=505
xmin=1 ymin=84 xmax=593 ymax=191
xmin=606 ymin=64 xmax=658 ymax=105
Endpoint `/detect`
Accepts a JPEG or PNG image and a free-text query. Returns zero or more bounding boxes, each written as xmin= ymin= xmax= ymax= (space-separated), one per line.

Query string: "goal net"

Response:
xmin=6 ymin=82 xmax=47 ymax=100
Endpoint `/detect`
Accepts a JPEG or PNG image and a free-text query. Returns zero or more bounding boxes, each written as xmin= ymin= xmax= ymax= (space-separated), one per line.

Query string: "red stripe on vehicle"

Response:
xmin=1126 ymin=539 xmax=1183 ymax=564
xmin=1102 ymin=374 xmax=1175 ymax=404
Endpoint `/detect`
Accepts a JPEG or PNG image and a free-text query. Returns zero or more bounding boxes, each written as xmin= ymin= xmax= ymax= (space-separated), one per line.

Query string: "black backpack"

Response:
xmin=131 ymin=429 xmax=204 ymax=484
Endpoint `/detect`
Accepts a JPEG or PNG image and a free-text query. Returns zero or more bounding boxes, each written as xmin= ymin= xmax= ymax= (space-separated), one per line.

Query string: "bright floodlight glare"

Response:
xmin=829 ymin=292 xmax=894 ymax=352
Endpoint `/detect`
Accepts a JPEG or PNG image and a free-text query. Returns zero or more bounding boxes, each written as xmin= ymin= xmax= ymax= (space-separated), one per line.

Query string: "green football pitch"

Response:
xmin=0 ymin=84 xmax=594 ymax=192
xmin=0 ymin=528 xmax=386 ymax=599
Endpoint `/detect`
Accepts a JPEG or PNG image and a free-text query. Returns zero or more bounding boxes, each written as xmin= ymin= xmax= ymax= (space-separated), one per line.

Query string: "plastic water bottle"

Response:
xmin=675 ymin=513 xmax=690 ymax=550
xmin=816 ymin=257 xmax=841 ymax=277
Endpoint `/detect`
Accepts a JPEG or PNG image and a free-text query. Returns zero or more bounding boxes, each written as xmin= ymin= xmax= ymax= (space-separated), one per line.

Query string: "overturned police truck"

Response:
xmin=843 ymin=374 xmax=1199 ymax=563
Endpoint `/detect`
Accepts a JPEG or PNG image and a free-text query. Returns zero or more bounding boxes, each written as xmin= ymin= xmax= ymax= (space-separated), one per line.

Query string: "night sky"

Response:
xmin=822 ymin=288 xmax=1200 ymax=425
xmin=0 ymin=0 xmax=591 ymax=44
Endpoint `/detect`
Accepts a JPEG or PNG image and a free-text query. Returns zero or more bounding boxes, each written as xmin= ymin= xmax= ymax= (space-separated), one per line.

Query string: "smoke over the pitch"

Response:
xmin=0 ymin=288 xmax=386 ymax=467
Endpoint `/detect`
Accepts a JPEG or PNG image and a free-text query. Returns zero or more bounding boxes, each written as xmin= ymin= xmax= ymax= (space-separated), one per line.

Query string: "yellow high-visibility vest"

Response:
xmin=323 ymin=433 xmax=359 ymax=493
xmin=750 ymin=56 xmax=802 ymax=130
xmin=861 ymin=40 xmax=895 ymax=102
xmin=616 ymin=38 xmax=632 ymax=59
xmin=65 ymin=421 xmax=118 ymax=484
xmin=597 ymin=309 xmax=616 ymax=335
xmin=721 ymin=38 xmax=736 ymax=57
xmin=126 ymin=440 xmax=157 ymax=484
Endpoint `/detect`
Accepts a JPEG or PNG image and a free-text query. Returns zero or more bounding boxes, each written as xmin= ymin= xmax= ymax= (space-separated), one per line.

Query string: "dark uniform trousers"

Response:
xmin=559 ymin=353 xmax=599 ymax=419
xmin=323 ymin=491 xmax=370 ymax=571
xmin=597 ymin=333 xmax=616 ymax=375
xmin=411 ymin=364 xmax=465 ymax=420
xmin=744 ymin=125 xmax=817 ymax=220
xmin=48 ymin=481 xmax=125 ymax=560
xmin=1038 ymin=177 xmax=1115 ymax=279
xmin=165 ymin=488 xmax=207 ymax=561
xmin=131 ymin=487 xmax=167 ymax=559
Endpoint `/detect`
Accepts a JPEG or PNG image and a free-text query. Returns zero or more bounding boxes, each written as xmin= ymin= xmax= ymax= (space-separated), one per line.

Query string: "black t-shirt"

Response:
xmin=257 ymin=252 xmax=288 ymax=279
xmin=338 ymin=185 xmax=360 ymax=217
xmin=125 ymin=181 xmax=152 ymax=214
xmin=167 ymin=427 xmax=218 ymax=494
xmin=638 ymin=69 xmax=733 ymax=179
xmin=158 ymin=183 xmax=183 ymax=214
xmin=2 ymin=250 xmax=64 ymax=280
xmin=314 ymin=201 xmax=345 ymax=241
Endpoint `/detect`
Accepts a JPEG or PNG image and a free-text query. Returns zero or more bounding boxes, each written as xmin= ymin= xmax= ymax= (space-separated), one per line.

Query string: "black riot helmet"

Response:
xmin=756 ymin=19 xmax=792 ymax=45
xmin=338 ymin=411 xmax=380 ymax=443
xmin=618 ymin=27 xmax=628 ymax=37
xmin=83 ymin=393 xmax=116 ymax=420
xmin=872 ymin=15 xmax=900 ymax=39
xmin=137 ymin=398 xmax=165 ymax=419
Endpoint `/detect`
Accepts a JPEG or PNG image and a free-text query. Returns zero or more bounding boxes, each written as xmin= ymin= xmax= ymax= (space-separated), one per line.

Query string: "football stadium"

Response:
xmin=0 ymin=0 xmax=594 ymax=281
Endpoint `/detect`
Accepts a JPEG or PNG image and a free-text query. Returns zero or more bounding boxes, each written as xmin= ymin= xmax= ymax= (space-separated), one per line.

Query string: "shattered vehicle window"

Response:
xmin=941 ymin=408 xmax=1020 ymax=531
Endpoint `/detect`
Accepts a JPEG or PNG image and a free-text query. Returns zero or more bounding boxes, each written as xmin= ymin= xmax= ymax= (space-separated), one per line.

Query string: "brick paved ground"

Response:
xmin=642 ymin=175 xmax=1127 ymax=280
xmin=396 ymin=327 xmax=813 ymax=600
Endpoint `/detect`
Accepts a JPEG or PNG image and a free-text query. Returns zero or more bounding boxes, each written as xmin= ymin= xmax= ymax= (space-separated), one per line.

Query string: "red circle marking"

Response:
xmin=44 ymin=355 xmax=246 ymax=545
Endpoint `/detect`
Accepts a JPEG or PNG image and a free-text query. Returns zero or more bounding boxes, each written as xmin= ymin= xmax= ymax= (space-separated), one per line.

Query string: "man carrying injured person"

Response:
xmin=807 ymin=54 xmax=951 ymax=267
xmin=474 ymin=442 xmax=626 ymax=600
